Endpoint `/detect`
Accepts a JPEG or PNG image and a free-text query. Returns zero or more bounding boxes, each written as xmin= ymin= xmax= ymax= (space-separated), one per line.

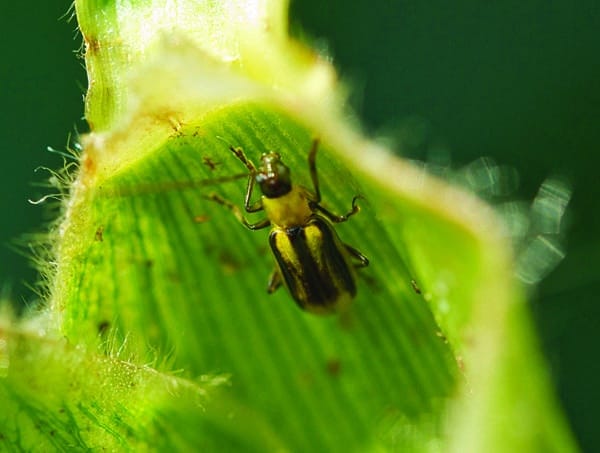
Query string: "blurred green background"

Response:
xmin=1 ymin=1 xmax=597 ymax=450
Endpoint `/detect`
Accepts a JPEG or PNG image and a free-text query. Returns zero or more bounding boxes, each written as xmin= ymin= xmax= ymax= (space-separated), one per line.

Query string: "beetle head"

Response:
xmin=256 ymin=153 xmax=292 ymax=198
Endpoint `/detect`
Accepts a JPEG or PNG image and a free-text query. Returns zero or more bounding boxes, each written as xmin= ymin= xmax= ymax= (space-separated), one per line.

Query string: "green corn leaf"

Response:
xmin=0 ymin=0 xmax=577 ymax=451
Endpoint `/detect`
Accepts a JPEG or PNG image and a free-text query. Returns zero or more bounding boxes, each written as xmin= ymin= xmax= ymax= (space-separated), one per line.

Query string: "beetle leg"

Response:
xmin=267 ymin=269 xmax=283 ymax=294
xmin=344 ymin=244 xmax=369 ymax=268
xmin=307 ymin=138 xmax=322 ymax=202
xmin=314 ymin=195 xmax=363 ymax=223
xmin=306 ymin=138 xmax=365 ymax=223
xmin=227 ymin=145 xmax=263 ymax=213
xmin=243 ymin=174 xmax=264 ymax=213
xmin=204 ymin=193 xmax=271 ymax=230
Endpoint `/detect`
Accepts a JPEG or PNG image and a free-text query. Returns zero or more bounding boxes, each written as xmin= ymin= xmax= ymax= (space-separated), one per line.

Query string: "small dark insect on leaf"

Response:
xmin=411 ymin=279 xmax=421 ymax=294
xmin=202 ymin=156 xmax=220 ymax=171
xmin=95 ymin=225 xmax=104 ymax=242
xmin=435 ymin=331 xmax=448 ymax=344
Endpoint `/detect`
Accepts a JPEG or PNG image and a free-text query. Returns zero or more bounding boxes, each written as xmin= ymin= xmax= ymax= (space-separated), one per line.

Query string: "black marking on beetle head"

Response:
xmin=256 ymin=152 xmax=292 ymax=198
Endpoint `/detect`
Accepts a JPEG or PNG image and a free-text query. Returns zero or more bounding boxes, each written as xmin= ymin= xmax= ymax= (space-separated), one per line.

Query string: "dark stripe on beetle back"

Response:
xmin=315 ymin=217 xmax=356 ymax=299
xmin=269 ymin=216 xmax=355 ymax=310
xmin=291 ymin=224 xmax=339 ymax=306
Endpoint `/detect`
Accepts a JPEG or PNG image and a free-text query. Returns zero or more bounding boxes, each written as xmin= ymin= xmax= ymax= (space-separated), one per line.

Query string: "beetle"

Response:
xmin=206 ymin=139 xmax=368 ymax=315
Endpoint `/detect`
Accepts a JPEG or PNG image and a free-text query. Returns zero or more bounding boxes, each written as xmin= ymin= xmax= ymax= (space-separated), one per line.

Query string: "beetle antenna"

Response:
xmin=229 ymin=146 xmax=257 ymax=173
xmin=214 ymin=135 xmax=257 ymax=173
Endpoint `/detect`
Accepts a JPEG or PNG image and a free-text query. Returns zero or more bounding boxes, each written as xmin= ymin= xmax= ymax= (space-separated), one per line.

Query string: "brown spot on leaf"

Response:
xmin=84 ymin=35 xmax=101 ymax=54
xmin=202 ymin=156 xmax=220 ymax=171
xmin=94 ymin=225 xmax=104 ymax=242
xmin=82 ymin=154 xmax=96 ymax=177
xmin=326 ymin=359 xmax=342 ymax=377
xmin=97 ymin=320 xmax=110 ymax=335
xmin=219 ymin=251 xmax=242 ymax=274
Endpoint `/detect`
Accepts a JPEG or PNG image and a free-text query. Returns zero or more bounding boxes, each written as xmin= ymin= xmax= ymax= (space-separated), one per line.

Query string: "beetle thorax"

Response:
xmin=261 ymin=186 xmax=313 ymax=228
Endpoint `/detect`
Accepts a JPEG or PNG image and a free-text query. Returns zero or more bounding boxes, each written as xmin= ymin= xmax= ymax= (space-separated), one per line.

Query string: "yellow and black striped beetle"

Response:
xmin=207 ymin=139 xmax=368 ymax=315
